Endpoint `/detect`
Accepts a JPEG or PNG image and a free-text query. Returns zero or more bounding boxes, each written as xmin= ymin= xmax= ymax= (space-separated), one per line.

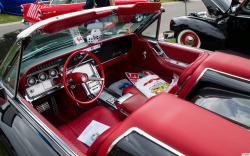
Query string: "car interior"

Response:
xmin=1 ymin=4 xmax=248 ymax=155
xmin=15 ymin=29 xmax=209 ymax=154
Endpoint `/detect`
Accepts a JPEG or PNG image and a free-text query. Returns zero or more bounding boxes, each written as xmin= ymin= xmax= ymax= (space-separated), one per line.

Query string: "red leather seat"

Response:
xmin=59 ymin=106 xmax=121 ymax=154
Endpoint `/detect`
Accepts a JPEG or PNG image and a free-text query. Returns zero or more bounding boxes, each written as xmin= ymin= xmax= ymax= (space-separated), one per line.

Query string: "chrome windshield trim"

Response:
xmin=107 ymin=127 xmax=185 ymax=156
xmin=12 ymin=95 xmax=78 ymax=156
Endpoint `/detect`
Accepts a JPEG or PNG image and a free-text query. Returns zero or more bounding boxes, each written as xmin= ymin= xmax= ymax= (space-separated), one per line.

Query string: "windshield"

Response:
xmin=202 ymin=0 xmax=232 ymax=13
xmin=0 ymin=31 xmax=20 ymax=64
xmin=21 ymin=13 xmax=154 ymax=70
xmin=51 ymin=0 xmax=85 ymax=4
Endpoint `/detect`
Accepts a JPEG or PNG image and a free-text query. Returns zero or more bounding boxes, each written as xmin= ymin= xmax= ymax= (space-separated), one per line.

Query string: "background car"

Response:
xmin=22 ymin=0 xmax=156 ymax=24
xmin=0 ymin=0 xmax=47 ymax=15
xmin=168 ymin=0 xmax=250 ymax=56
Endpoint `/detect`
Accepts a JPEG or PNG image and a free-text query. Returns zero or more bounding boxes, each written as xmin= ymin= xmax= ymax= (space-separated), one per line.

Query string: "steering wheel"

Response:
xmin=62 ymin=50 xmax=105 ymax=105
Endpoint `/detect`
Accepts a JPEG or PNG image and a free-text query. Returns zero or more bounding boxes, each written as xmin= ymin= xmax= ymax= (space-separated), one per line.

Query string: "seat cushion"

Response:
xmin=59 ymin=106 xmax=120 ymax=154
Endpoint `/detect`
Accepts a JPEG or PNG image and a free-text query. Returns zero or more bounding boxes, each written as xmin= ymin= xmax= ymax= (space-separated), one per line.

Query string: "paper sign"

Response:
xmin=135 ymin=75 xmax=170 ymax=98
xmin=77 ymin=120 xmax=110 ymax=147
xmin=69 ymin=27 xmax=84 ymax=44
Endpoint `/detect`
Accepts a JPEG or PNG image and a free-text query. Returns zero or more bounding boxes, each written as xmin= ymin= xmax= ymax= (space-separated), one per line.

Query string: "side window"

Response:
xmin=141 ymin=19 xmax=159 ymax=40
xmin=109 ymin=131 xmax=181 ymax=156
xmin=3 ymin=55 xmax=19 ymax=94
xmin=1 ymin=42 xmax=21 ymax=94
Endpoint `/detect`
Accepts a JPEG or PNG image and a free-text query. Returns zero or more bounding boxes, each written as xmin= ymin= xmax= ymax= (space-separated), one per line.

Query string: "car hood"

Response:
xmin=202 ymin=0 xmax=232 ymax=15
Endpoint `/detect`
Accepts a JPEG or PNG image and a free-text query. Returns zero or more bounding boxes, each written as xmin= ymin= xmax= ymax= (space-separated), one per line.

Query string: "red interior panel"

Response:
xmin=97 ymin=93 xmax=250 ymax=156
xmin=158 ymin=41 xmax=205 ymax=64
xmin=58 ymin=106 xmax=121 ymax=154
xmin=116 ymin=86 xmax=147 ymax=115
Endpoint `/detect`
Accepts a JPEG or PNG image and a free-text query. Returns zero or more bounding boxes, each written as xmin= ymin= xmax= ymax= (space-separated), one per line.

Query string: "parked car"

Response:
xmin=0 ymin=3 xmax=250 ymax=156
xmin=168 ymin=0 xmax=250 ymax=56
xmin=0 ymin=0 xmax=47 ymax=15
xmin=22 ymin=0 xmax=155 ymax=24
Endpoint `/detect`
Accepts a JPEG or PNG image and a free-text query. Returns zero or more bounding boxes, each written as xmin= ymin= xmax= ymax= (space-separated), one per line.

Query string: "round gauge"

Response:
xmin=27 ymin=77 xmax=37 ymax=86
xmin=38 ymin=72 xmax=47 ymax=81
xmin=49 ymin=69 xmax=58 ymax=78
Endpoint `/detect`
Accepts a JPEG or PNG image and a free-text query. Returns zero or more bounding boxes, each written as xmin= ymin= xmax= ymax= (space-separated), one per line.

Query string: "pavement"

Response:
xmin=0 ymin=0 xmax=206 ymax=36
xmin=160 ymin=0 xmax=206 ymax=34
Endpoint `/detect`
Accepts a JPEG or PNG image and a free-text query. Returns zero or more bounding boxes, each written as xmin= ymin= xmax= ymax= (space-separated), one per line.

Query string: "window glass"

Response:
xmin=0 ymin=30 xmax=20 ymax=64
xmin=193 ymin=91 xmax=250 ymax=128
xmin=142 ymin=19 xmax=158 ymax=39
xmin=109 ymin=131 xmax=179 ymax=156
xmin=1 ymin=42 xmax=21 ymax=93
xmin=187 ymin=69 xmax=250 ymax=129
xmin=2 ymin=55 xmax=19 ymax=93
xmin=21 ymin=13 xmax=154 ymax=73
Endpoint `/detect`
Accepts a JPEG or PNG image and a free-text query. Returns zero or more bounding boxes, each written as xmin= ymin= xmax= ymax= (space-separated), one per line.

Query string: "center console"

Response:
xmin=114 ymin=86 xmax=147 ymax=116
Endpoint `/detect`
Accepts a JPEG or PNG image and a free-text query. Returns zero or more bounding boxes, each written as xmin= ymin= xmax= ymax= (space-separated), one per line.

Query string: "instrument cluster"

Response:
xmin=26 ymin=68 xmax=59 ymax=87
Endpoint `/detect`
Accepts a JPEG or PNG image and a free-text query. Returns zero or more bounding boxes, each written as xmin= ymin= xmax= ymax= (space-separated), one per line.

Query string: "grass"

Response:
xmin=0 ymin=14 xmax=22 ymax=24
xmin=165 ymin=37 xmax=177 ymax=43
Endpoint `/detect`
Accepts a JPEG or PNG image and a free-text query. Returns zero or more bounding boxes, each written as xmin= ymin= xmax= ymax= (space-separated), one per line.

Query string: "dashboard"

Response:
xmin=24 ymin=36 xmax=132 ymax=102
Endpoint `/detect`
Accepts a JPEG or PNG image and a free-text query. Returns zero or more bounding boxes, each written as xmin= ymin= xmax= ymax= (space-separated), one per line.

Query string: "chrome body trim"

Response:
xmin=107 ymin=127 xmax=185 ymax=156
xmin=117 ymin=93 xmax=133 ymax=104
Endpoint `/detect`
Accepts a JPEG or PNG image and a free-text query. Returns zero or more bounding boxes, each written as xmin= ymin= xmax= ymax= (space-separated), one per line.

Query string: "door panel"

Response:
xmin=0 ymin=106 xmax=58 ymax=156
xmin=158 ymin=41 xmax=204 ymax=64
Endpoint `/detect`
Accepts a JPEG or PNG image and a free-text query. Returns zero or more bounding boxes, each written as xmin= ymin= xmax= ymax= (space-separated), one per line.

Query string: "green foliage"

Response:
xmin=0 ymin=14 xmax=22 ymax=24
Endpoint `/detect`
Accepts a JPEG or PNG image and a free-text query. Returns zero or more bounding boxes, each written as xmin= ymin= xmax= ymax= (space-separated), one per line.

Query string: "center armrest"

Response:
xmin=115 ymin=86 xmax=147 ymax=116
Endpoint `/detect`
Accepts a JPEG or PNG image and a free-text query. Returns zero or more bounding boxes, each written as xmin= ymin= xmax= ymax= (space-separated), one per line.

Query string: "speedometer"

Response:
xmin=38 ymin=72 xmax=47 ymax=81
